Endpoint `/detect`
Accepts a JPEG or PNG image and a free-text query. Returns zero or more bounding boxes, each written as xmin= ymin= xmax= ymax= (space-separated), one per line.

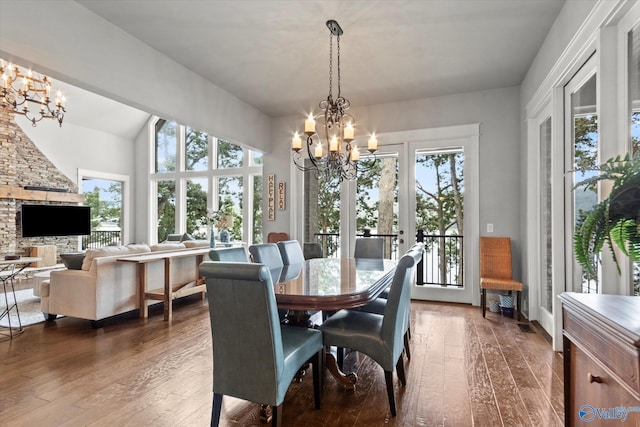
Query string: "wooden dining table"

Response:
xmin=272 ymin=257 xmax=397 ymax=389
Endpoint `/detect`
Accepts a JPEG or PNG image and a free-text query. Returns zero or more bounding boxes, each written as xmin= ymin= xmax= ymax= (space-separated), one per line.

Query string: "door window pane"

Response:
xmin=304 ymin=162 xmax=341 ymax=257
xmin=415 ymin=149 xmax=464 ymax=287
xmin=571 ymin=73 xmax=599 ymax=293
xmin=185 ymin=128 xmax=208 ymax=171
xmin=540 ymin=117 xmax=553 ymax=311
xmin=155 ymin=120 xmax=177 ymax=173
xmin=629 ymin=23 xmax=640 ymax=295
xmin=82 ymin=178 xmax=122 ymax=249
xmin=156 ymin=180 xmax=176 ymax=242
xmin=356 ymin=155 xmax=398 ymax=259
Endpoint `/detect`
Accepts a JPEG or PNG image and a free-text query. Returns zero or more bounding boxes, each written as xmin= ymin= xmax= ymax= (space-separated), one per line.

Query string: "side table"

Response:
xmin=0 ymin=256 xmax=41 ymax=338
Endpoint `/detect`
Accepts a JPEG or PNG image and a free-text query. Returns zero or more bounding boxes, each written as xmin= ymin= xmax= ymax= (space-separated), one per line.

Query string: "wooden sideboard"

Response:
xmin=560 ymin=292 xmax=640 ymax=426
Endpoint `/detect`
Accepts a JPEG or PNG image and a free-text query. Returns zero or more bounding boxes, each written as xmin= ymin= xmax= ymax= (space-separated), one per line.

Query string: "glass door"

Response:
xmin=564 ymin=55 xmax=599 ymax=294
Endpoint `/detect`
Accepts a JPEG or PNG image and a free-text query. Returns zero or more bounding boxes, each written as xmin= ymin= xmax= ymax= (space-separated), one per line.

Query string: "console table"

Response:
xmin=560 ymin=292 xmax=640 ymax=426
xmin=117 ymin=248 xmax=209 ymax=321
xmin=0 ymin=256 xmax=41 ymax=338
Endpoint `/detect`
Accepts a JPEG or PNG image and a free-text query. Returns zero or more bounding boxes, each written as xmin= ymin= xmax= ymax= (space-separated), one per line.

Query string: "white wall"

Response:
xmin=16 ymin=117 xmax=135 ymax=185
xmin=269 ymin=85 xmax=523 ymax=280
xmin=0 ymin=1 xmax=271 ymax=152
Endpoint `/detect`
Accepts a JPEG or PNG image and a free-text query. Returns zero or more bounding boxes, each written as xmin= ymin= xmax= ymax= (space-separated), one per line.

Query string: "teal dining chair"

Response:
xmin=277 ymin=240 xmax=305 ymax=265
xmin=354 ymin=237 xmax=384 ymax=259
xmin=320 ymin=248 xmax=422 ymax=417
xmin=209 ymin=246 xmax=249 ymax=262
xmin=200 ymin=262 xmax=324 ymax=427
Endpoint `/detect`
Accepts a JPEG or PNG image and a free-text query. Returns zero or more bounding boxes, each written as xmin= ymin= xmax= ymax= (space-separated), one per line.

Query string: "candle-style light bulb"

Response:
xmin=314 ymin=142 xmax=323 ymax=158
xmin=291 ymin=132 xmax=302 ymax=151
xmin=304 ymin=113 xmax=316 ymax=136
xmin=368 ymin=133 xmax=378 ymax=152
xmin=329 ymin=135 xmax=339 ymax=152
xmin=351 ymin=145 xmax=360 ymax=161
xmin=343 ymin=122 xmax=354 ymax=141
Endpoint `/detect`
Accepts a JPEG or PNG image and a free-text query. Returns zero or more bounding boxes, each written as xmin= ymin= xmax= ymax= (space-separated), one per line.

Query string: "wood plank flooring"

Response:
xmin=0 ymin=285 xmax=564 ymax=426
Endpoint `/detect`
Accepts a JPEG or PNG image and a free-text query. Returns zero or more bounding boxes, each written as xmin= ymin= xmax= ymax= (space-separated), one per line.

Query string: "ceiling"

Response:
xmin=71 ymin=0 xmax=565 ymax=122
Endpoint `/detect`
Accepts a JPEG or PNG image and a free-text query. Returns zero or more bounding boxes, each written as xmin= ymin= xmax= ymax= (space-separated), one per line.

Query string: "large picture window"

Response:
xmin=151 ymin=118 xmax=262 ymax=244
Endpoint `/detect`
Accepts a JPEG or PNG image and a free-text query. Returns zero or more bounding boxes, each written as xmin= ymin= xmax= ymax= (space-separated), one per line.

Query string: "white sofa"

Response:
xmin=39 ymin=241 xmax=208 ymax=326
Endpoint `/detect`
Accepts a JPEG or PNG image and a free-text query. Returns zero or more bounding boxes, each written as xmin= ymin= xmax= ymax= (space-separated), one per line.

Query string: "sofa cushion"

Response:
xmin=150 ymin=243 xmax=186 ymax=252
xmin=60 ymin=252 xmax=85 ymax=270
xmin=180 ymin=233 xmax=195 ymax=241
xmin=183 ymin=240 xmax=209 ymax=248
xmin=80 ymin=245 xmax=151 ymax=271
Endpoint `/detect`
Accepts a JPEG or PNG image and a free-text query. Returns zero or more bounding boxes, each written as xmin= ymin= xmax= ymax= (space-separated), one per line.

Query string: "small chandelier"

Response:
xmin=291 ymin=20 xmax=378 ymax=182
xmin=1 ymin=59 xmax=66 ymax=127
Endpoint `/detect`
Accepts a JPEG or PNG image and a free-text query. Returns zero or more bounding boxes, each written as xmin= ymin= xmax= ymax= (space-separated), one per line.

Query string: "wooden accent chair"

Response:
xmin=479 ymin=237 xmax=523 ymax=320
xmin=200 ymin=262 xmax=324 ymax=427
xmin=267 ymin=232 xmax=289 ymax=243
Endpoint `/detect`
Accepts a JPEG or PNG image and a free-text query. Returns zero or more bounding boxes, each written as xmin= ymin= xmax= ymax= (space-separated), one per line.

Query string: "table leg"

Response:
xmin=163 ymin=258 xmax=172 ymax=321
xmin=0 ymin=267 xmax=24 ymax=338
xmin=138 ymin=263 xmax=149 ymax=318
xmin=325 ymin=351 xmax=357 ymax=390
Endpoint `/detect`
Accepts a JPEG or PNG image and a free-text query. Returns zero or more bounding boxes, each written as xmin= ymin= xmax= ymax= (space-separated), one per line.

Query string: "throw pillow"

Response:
xmin=60 ymin=252 xmax=85 ymax=270
xmin=180 ymin=233 xmax=195 ymax=242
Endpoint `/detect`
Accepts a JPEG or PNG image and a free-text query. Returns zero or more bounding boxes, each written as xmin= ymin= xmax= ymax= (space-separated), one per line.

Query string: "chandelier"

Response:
xmin=291 ymin=20 xmax=378 ymax=182
xmin=1 ymin=60 xmax=66 ymax=127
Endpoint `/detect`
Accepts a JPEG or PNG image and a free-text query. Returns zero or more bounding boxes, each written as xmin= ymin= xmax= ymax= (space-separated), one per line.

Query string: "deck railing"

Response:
xmin=415 ymin=232 xmax=463 ymax=287
xmin=82 ymin=230 xmax=121 ymax=250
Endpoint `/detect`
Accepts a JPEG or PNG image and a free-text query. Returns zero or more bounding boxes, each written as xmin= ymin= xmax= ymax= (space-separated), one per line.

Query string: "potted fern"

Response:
xmin=573 ymin=152 xmax=640 ymax=278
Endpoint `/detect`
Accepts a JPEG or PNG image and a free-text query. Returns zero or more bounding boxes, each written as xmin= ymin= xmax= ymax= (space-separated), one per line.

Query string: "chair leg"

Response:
xmin=407 ymin=325 xmax=411 ymax=340
xmin=337 ymin=346 xmax=344 ymax=370
xmin=481 ymin=289 xmax=486 ymax=318
xmin=396 ymin=357 xmax=406 ymax=386
xmin=403 ymin=332 xmax=411 ymax=360
xmin=384 ymin=370 xmax=397 ymax=416
xmin=271 ymin=404 xmax=282 ymax=427
xmin=312 ymin=348 xmax=324 ymax=409
xmin=516 ymin=290 xmax=522 ymax=321
xmin=211 ymin=393 xmax=223 ymax=427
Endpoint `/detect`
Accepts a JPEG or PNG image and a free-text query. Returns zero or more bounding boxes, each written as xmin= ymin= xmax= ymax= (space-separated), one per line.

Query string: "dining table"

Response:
xmin=272 ymin=257 xmax=397 ymax=389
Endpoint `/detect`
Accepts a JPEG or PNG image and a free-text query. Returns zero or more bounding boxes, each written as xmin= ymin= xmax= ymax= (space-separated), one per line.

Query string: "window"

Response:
xmin=151 ymin=117 xmax=262 ymax=244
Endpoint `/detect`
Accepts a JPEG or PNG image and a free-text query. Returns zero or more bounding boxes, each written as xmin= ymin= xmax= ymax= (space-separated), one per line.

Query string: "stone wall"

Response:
xmin=0 ymin=108 xmax=79 ymax=258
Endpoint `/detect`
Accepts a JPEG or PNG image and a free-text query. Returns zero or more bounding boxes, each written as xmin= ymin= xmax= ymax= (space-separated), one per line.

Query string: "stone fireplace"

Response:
xmin=0 ymin=108 xmax=83 ymax=259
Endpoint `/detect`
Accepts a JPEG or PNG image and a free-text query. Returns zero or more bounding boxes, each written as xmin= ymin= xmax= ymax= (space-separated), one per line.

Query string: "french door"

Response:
xmin=299 ymin=124 xmax=479 ymax=305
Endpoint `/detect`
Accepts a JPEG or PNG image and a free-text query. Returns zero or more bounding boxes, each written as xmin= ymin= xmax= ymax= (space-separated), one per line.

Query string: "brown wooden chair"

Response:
xmin=267 ymin=232 xmax=289 ymax=243
xmin=480 ymin=237 xmax=523 ymax=320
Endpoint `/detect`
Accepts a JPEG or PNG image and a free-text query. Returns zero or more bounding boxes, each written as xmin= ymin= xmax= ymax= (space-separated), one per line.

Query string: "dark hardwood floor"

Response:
xmin=1 ymin=279 xmax=564 ymax=426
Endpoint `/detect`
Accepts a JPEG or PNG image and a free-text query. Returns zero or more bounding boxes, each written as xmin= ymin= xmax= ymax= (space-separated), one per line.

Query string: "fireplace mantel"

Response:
xmin=0 ymin=185 xmax=84 ymax=203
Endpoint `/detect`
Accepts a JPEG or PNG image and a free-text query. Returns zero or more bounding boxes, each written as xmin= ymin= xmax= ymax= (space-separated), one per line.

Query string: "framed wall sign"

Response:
xmin=278 ymin=181 xmax=286 ymax=211
xmin=267 ymin=174 xmax=275 ymax=221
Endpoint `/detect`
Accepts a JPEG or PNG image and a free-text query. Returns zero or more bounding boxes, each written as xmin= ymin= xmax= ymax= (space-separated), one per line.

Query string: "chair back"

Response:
xmin=249 ymin=243 xmax=285 ymax=284
xmin=209 ymin=246 xmax=249 ymax=262
xmin=277 ymin=240 xmax=305 ymax=265
xmin=303 ymin=242 xmax=324 ymax=259
xmin=381 ymin=247 xmax=422 ymax=360
xmin=354 ymin=237 xmax=384 ymax=259
xmin=267 ymin=232 xmax=289 ymax=243
xmin=200 ymin=262 xmax=284 ymax=406
xmin=480 ymin=237 xmax=513 ymax=280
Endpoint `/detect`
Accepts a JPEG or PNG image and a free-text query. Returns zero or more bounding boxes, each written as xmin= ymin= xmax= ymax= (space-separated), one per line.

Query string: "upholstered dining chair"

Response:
xmin=355 ymin=243 xmax=424 ymax=360
xmin=303 ymin=242 xmax=324 ymax=260
xmin=209 ymin=246 xmax=249 ymax=262
xmin=249 ymin=243 xmax=285 ymax=284
xmin=320 ymin=248 xmax=422 ymax=417
xmin=480 ymin=237 xmax=523 ymax=320
xmin=200 ymin=262 xmax=324 ymax=427
xmin=354 ymin=237 xmax=384 ymax=259
xmin=277 ymin=240 xmax=305 ymax=265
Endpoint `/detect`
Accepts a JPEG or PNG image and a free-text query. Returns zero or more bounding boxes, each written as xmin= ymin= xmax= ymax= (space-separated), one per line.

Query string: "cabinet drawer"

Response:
xmin=568 ymin=342 xmax=640 ymax=426
xmin=564 ymin=308 xmax=640 ymax=396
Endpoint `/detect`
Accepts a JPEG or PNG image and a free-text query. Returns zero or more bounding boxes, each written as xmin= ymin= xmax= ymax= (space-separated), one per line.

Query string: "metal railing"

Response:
xmin=82 ymin=230 xmax=121 ymax=250
xmin=416 ymin=232 xmax=463 ymax=287
xmin=313 ymin=232 xmax=399 ymax=259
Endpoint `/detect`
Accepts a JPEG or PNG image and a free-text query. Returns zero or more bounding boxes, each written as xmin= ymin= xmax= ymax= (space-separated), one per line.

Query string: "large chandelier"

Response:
xmin=291 ymin=20 xmax=378 ymax=182
xmin=1 ymin=60 xmax=66 ymax=127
